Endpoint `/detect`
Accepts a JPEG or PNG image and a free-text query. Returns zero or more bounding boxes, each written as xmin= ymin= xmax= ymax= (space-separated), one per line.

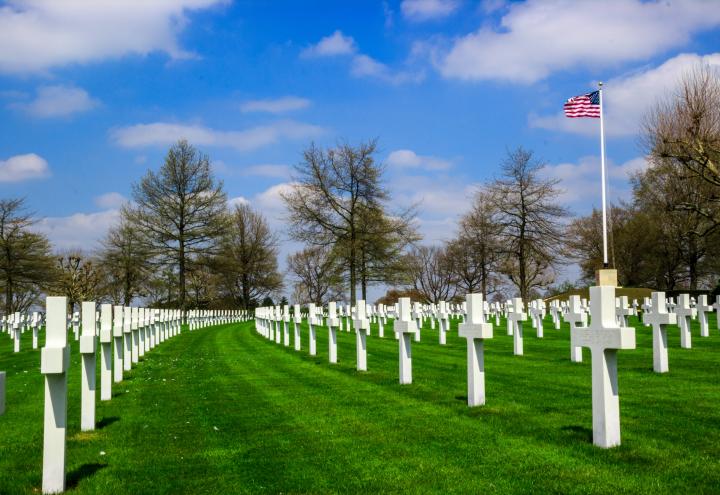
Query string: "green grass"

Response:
xmin=1 ymin=313 xmax=719 ymax=494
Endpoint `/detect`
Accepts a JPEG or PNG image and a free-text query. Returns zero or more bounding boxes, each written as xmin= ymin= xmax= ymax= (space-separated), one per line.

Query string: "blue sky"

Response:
xmin=1 ymin=0 xmax=720 ymax=289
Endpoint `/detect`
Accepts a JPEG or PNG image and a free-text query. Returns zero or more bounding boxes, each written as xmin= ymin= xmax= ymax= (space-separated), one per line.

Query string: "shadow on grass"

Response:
xmin=561 ymin=425 xmax=593 ymax=443
xmin=66 ymin=462 xmax=107 ymax=489
xmin=97 ymin=416 xmax=120 ymax=430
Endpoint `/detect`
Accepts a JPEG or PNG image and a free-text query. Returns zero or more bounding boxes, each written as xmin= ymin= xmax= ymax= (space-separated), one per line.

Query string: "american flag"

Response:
xmin=564 ymin=90 xmax=600 ymax=118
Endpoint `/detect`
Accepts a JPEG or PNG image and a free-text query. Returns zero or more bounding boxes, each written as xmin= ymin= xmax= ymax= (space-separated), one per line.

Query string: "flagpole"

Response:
xmin=599 ymin=81 xmax=608 ymax=268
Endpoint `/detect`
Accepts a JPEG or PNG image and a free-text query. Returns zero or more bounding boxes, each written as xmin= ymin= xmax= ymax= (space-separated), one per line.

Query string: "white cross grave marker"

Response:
xmin=571 ymin=286 xmax=635 ymax=448
xmin=675 ymin=294 xmax=696 ymax=349
xmin=565 ymin=295 xmax=588 ymax=363
xmin=138 ymin=307 xmax=146 ymax=358
xmin=293 ymin=304 xmax=302 ymax=351
xmin=327 ymin=302 xmax=340 ymax=364
xmin=643 ymin=291 xmax=676 ymax=373
xmin=353 ymin=300 xmax=369 ymax=371
xmin=458 ymin=293 xmax=493 ymax=406
xmin=696 ymin=295 xmax=712 ymax=338
xmin=41 ymin=297 xmax=70 ymax=494
xmin=412 ymin=302 xmax=422 ymax=342
xmin=113 ymin=305 xmax=123 ymax=382
xmin=508 ymin=298 xmax=527 ymax=356
xmin=32 ymin=311 xmax=40 ymax=349
xmin=99 ymin=304 xmax=113 ymax=400
xmin=393 ymin=297 xmax=418 ymax=384
xmin=80 ymin=301 xmax=97 ymax=431
xmin=438 ymin=301 xmax=449 ymax=345
xmin=283 ymin=305 xmax=290 ymax=346
xmin=123 ymin=307 xmax=132 ymax=371
xmin=307 ymin=304 xmax=317 ymax=356
xmin=505 ymin=300 xmax=514 ymax=336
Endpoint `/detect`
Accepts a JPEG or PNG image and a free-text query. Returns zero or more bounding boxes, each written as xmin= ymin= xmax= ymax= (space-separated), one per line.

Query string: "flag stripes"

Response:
xmin=564 ymin=90 xmax=600 ymax=118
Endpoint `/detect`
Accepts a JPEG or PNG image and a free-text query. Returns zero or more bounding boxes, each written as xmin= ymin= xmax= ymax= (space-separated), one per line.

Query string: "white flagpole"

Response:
xmin=599 ymin=81 xmax=608 ymax=268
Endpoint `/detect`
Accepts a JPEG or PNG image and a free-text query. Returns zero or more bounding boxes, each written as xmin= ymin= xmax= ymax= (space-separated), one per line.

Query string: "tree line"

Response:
xmin=1 ymin=67 xmax=718 ymax=314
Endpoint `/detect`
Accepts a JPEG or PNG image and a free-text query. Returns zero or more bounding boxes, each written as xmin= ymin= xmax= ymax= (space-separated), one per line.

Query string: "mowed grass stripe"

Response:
xmin=245 ymin=316 xmax=720 ymax=493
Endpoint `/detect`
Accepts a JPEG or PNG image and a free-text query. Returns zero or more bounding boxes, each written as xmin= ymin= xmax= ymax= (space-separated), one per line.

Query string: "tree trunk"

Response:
xmin=5 ymin=276 xmax=12 ymax=315
xmin=360 ymin=245 xmax=368 ymax=301
xmin=124 ymin=271 xmax=132 ymax=306
xmin=179 ymin=238 xmax=186 ymax=309
xmin=688 ymin=237 xmax=698 ymax=291
xmin=518 ymin=245 xmax=527 ymax=301
xmin=350 ymin=227 xmax=357 ymax=305
xmin=242 ymin=273 xmax=250 ymax=310
xmin=481 ymin=259 xmax=487 ymax=297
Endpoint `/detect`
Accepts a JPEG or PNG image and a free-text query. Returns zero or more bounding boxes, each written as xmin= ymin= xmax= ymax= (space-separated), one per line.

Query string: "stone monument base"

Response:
xmin=596 ymin=269 xmax=618 ymax=287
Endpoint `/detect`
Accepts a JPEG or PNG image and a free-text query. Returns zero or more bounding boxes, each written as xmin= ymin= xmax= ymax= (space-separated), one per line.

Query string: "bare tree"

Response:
xmin=54 ymin=251 xmax=103 ymax=313
xmin=211 ymin=203 xmax=283 ymax=309
xmin=488 ymin=147 xmax=568 ymax=300
xmin=282 ymin=140 xmax=416 ymax=304
xmin=0 ymin=198 xmax=55 ymax=315
xmin=632 ymin=159 xmax=718 ymax=289
xmin=565 ymin=204 xmax=658 ymax=288
xmin=287 ymin=246 xmax=343 ymax=305
xmin=124 ymin=140 xmax=227 ymax=309
xmin=356 ymin=205 xmax=420 ymax=300
xmin=405 ymin=245 xmax=456 ymax=304
xmin=97 ymin=218 xmax=152 ymax=305
xmin=643 ymin=66 xmax=720 ymax=228
xmin=448 ymin=190 xmax=502 ymax=296
xmin=187 ymin=263 xmax=221 ymax=309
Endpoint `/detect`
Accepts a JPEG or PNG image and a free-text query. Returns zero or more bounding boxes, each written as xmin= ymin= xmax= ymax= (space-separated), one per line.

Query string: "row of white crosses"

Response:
xmin=187 ymin=309 xmax=249 ymax=330
xmin=257 ymin=300 xmax=402 ymax=376
xmin=3 ymin=311 xmax=43 ymax=352
xmin=40 ymin=299 xmax=242 ymax=494
xmin=564 ymin=291 xmax=718 ymax=372
xmin=641 ymin=291 xmax=719 ymax=373
xmin=1 ymin=312 xmax=42 ymax=418
xmin=255 ymin=287 xmax=640 ymax=450
xmin=257 ymin=297 xmax=487 ymax=392
xmin=257 ymin=286 xmax=720 ymax=451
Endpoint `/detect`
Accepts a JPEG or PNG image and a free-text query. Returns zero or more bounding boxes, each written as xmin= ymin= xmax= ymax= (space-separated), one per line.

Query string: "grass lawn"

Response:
xmin=1 ymin=312 xmax=719 ymax=494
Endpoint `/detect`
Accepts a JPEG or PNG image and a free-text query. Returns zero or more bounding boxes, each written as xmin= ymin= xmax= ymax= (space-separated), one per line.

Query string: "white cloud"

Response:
xmin=34 ymin=208 xmax=120 ymax=251
xmin=437 ymin=0 xmax=720 ymax=83
xmin=227 ymin=196 xmax=249 ymax=209
xmin=217 ymin=162 xmax=292 ymax=179
xmin=0 ymin=153 xmax=50 ymax=182
xmin=13 ymin=85 xmax=98 ymax=117
xmin=387 ymin=149 xmax=452 ymax=170
xmin=301 ymin=30 xmax=357 ymax=58
xmin=94 ymin=192 xmax=127 ymax=209
xmin=401 ymin=0 xmax=459 ymax=21
xmin=240 ymin=96 xmax=311 ymax=114
xmin=241 ymin=164 xmax=292 ymax=179
xmin=530 ymin=52 xmax=720 ymax=137
xmin=350 ymin=54 xmax=424 ymax=84
xmin=480 ymin=0 xmax=507 ymax=14
xmin=228 ymin=182 xmax=298 ymax=236
xmin=0 ymin=0 xmax=227 ymax=75
xmin=110 ymin=120 xmax=325 ymax=151
xmin=253 ymin=182 xmax=297 ymax=216
xmin=541 ymin=155 xmax=649 ymax=208
xmin=302 ymin=30 xmax=423 ymax=84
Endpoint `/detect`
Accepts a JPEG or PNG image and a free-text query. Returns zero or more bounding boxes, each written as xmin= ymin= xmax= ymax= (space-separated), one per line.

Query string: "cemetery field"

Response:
xmin=1 ymin=317 xmax=720 ymax=494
